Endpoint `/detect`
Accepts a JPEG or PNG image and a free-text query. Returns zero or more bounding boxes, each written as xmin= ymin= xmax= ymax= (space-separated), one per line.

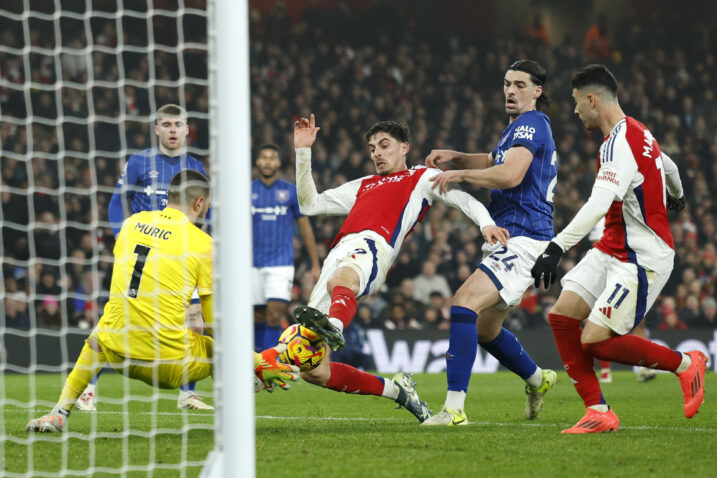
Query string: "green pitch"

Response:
xmin=3 ymin=371 xmax=715 ymax=477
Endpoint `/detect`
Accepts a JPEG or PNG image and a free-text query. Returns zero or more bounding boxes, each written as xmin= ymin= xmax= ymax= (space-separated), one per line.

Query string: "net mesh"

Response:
xmin=1 ymin=1 xmax=213 ymax=475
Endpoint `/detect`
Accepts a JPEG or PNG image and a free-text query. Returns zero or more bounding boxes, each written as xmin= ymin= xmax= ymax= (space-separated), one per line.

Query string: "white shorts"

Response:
xmin=479 ymin=236 xmax=550 ymax=307
xmin=308 ymin=232 xmax=393 ymax=314
xmin=562 ymin=248 xmax=671 ymax=335
xmin=252 ymin=266 xmax=294 ymax=305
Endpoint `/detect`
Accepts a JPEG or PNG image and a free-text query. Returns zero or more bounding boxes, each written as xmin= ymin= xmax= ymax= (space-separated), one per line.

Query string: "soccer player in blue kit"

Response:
xmin=252 ymin=144 xmax=320 ymax=352
xmin=423 ymin=60 xmax=559 ymax=425
xmin=76 ymin=104 xmax=214 ymax=411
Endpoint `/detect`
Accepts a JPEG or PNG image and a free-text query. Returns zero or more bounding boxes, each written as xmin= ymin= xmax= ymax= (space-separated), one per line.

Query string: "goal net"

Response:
xmin=0 ymin=1 xmax=249 ymax=475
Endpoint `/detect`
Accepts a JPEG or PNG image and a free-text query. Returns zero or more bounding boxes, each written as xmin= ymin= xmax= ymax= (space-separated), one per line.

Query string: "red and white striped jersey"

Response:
xmin=593 ymin=116 xmax=674 ymax=272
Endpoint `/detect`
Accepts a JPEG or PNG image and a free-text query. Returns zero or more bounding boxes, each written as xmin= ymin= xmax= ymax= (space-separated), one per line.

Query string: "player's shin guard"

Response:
xmin=446 ymin=306 xmax=478 ymax=392
xmin=326 ymin=362 xmax=384 ymax=396
xmin=57 ymin=342 xmax=107 ymax=412
xmin=583 ymin=335 xmax=682 ymax=372
xmin=548 ymin=313 xmax=605 ymax=407
xmin=479 ymin=327 xmax=537 ymax=380
xmin=329 ymin=286 xmax=357 ymax=328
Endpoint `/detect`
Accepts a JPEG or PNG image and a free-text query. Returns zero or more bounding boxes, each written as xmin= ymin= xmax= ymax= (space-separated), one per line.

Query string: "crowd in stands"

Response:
xmin=1 ymin=2 xmax=715 ymax=336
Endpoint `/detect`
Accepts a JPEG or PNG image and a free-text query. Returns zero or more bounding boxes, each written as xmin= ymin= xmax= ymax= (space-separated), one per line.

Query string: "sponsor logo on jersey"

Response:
xmin=596 ymin=170 xmax=620 ymax=186
xmin=149 ymin=170 xmax=159 ymax=178
xmin=513 ymin=125 xmax=536 ymax=141
xmin=251 ymin=193 xmax=259 ymax=200
xmin=251 ymin=205 xmax=289 ymax=220
xmin=276 ymin=189 xmax=289 ymax=203
xmin=361 ymin=169 xmax=417 ymax=192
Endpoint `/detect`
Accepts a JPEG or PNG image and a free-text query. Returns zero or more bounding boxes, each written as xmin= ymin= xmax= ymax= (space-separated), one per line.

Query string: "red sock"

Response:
xmin=599 ymin=360 xmax=611 ymax=370
xmin=548 ymin=313 xmax=604 ymax=407
xmin=329 ymin=286 xmax=357 ymax=328
xmin=583 ymin=335 xmax=682 ymax=372
xmin=326 ymin=362 xmax=384 ymax=396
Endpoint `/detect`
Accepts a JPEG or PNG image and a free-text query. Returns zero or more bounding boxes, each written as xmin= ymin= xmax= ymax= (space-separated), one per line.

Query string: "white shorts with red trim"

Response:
xmin=561 ymin=248 xmax=671 ymax=335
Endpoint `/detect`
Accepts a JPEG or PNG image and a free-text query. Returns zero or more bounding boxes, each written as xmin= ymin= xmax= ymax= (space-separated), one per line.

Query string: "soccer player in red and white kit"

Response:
xmin=531 ymin=64 xmax=707 ymax=433
xmin=292 ymin=115 xmax=509 ymax=422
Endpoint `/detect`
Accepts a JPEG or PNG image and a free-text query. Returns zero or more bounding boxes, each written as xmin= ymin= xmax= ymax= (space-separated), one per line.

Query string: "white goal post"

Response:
xmin=202 ymin=0 xmax=255 ymax=476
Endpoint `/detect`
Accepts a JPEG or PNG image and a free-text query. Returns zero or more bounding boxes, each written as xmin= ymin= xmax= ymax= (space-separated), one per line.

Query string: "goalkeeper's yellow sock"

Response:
xmin=56 ymin=342 xmax=107 ymax=413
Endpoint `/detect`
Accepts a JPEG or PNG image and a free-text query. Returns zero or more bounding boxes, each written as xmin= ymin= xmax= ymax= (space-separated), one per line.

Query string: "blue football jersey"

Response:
xmin=252 ymin=179 xmax=303 ymax=267
xmin=109 ymin=147 xmax=208 ymax=235
xmin=489 ymin=110 xmax=557 ymax=240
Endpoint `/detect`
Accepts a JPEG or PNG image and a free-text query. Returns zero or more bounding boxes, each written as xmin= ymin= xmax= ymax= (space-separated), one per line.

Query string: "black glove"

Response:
xmin=667 ymin=195 xmax=685 ymax=212
xmin=531 ymin=241 xmax=564 ymax=289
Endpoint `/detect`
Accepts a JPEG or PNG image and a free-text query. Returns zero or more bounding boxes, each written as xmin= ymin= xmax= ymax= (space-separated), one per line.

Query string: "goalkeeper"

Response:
xmin=27 ymin=171 xmax=297 ymax=432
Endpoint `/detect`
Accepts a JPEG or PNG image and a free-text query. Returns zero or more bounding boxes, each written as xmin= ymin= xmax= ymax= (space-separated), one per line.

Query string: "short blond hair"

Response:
xmin=155 ymin=104 xmax=188 ymax=123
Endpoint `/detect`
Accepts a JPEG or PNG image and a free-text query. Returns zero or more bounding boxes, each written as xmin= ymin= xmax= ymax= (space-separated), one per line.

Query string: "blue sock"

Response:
xmin=90 ymin=367 xmax=105 ymax=385
xmin=479 ymin=327 xmax=537 ymax=380
xmin=180 ymin=382 xmax=196 ymax=392
xmin=264 ymin=325 xmax=283 ymax=351
xmin=446 ymin=306 xmax=478 ymax=392
xmin=254 ymin=322 xmax=267 ymax=352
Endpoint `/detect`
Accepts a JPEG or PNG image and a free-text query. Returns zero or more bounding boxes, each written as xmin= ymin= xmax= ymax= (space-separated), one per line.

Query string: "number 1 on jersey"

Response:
xmin=128 ymin=244 xmax=152 ymax=298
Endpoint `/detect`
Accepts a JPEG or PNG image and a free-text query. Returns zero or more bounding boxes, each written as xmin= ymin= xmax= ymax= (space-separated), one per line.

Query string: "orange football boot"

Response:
xmin=561 ymin=407 xmax=619 ymax=434
xmin=677 ymin=351 xmax=708 ymax=418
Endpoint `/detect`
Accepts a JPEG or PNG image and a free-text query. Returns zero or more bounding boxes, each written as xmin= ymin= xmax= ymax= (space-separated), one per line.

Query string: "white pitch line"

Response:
xmin=5 ymin=409 xmax=213 ymax=417
xmin=6 ymin=411 xmax=716 ymax=432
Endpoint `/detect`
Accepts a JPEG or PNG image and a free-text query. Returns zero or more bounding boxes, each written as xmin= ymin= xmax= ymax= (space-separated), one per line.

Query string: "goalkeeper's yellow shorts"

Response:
xmin=93 ymin=330 xmax=213 ymax=389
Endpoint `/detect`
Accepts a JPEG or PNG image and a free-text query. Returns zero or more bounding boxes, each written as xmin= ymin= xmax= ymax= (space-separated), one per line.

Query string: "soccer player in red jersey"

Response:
xmin=531 ymin=64 xmax=707 ymax=433
xmin=291 ymin=115 xmax=509 ymax=422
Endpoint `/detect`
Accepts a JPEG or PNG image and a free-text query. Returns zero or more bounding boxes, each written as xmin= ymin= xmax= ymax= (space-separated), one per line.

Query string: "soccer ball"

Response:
xmin=278 ymin=324 xmax=327 ymax=372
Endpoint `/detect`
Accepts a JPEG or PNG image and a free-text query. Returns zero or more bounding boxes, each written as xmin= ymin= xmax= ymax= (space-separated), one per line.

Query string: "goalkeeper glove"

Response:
xmin=667 ymin=195 xmax=685 ymax=212
xmin=254 ymin=344 xmax=300 ymax=392
xmin=530 ymin=241 xmax=564 ymax=289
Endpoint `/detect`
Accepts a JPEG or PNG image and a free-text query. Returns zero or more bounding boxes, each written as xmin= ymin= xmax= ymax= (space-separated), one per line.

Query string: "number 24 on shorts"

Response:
xmin=489 ymin=246 xmax=518 ymax=272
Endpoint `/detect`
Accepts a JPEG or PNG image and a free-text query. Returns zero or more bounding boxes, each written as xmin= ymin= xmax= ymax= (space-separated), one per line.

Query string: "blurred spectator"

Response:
xmin=658 ymin=298 xmax=688 ymax=330
xmin=383 ymin=303 xmax=422 ymax=330
xmin=330 ymin=322 xmax=373 ymax=370
xmin=37 ymin=295 xmax=62 ymax=329
xmin=422 ymin=305 xmax=450 ymax=331
xmin=693 ymin=297 xmax=717 ymax=328
xmin=584 ymin=15 xmax=611 ymax=59
xmin=413 ymin=261 xmax=451 ymax=304
xmin=5 ymin=293 xmax=30 ymax=329
xmin=523 ymin=14 xmax=550 ymax=45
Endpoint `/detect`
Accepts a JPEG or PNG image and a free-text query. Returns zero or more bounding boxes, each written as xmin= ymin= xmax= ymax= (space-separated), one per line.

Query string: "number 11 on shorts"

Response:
xmin=607 ymin=282 xmax=630 ymax=309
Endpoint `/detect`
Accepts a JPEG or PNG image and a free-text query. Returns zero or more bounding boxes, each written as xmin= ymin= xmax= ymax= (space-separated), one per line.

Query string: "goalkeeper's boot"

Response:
xmin=294 ymin=305 xmax=345 ymax=351
xmin=177 ymin=393 xmax=214 ymax=410
xmin=421 ymin=406 xmax=468 ymax=426
xmin=561 ymin=407 xmax=619 ymax=434
xmin=392 ymin=372 xmax=431 ymax=423
xmin=26 ymin=408 xmax=69 ymax=433
xmin=75 ymin=390 xmax=97 ymax=411
xmin=677 ymin=351 xmax=708 ymax=418
xmin=636 ymin=366 xmax=657 ymax=383
xmin=525 ymin=369 xmax=558 ymax=419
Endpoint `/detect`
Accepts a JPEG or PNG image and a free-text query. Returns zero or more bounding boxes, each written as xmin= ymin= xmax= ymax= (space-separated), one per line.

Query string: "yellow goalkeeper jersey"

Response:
xmin=98 ymin=207 xmax=213 ymax=360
